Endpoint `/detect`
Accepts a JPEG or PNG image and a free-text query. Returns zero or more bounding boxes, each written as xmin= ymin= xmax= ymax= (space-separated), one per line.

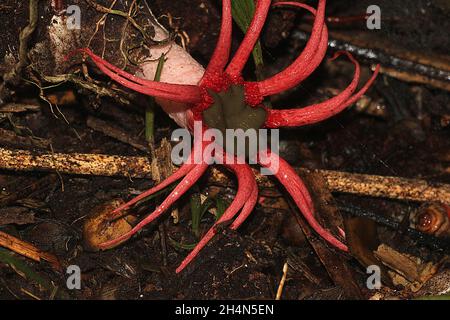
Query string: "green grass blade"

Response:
xmin=190 ymin=193 xmax=214 ymax=237
xmin=231 ymin=0 xmax=265 ymax=75
xmin=0 ymin=248 xmax=69 ymax=299
xmin=168 ymin=237 xmax=197 ymax=250
xmin=145 ymin=54 xmax=166 ymax=143
xmin=215 ymin=197 xmax=229 ymax=220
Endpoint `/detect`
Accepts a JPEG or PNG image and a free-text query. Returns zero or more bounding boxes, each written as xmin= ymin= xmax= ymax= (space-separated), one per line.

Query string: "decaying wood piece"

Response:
xmin=0 ymin=147 xmax=152 ymax=179
xmin=344 ymin=216 xmax=394 ymax=288
xmin=0 ymin=207 xmax=36 ymax=226
xmin=374 ymin=244 xmax=439 ymax=291
xmin=313 ymin=170 xmax=450 ymax=205
xmin=377 ymin=66 xmax=450 ymax=92
xmin=0 ymin=230 xmax=62 ymax=272
xmin=0 ymin=147 xmax=449 ymax=204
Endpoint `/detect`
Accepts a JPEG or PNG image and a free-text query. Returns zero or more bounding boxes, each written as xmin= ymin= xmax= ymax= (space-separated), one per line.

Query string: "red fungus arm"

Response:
xmin=106 ymin=137 xmax=209 ymax=219
xmin=225 ymin=0 xmax=272 ymax=79
xmin=254 ymin=0 xmax=328 ymax=96
xmin=264 ymin=58 xmax=380 ymax=128
xmin=69 ymin=48 xmax=202 ymax=104
xmin=230 ymin=180 xmax=258 ymax=230
xmin=98 ymin=162 xmax=209 ymax=249
xmin=201 ymin=0 xmax=232 ymax=83
xmin=176 ymin=161 xmax=256 ymax=273
xmin=258 ymin=149 xmax=348 ymax=251
xmin=99 ymin=135 xmax=212 ymax=249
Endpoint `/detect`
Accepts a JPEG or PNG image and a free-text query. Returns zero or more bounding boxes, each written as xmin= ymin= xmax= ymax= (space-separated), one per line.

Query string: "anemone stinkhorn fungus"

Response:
xmin=70 ymin=0 xmax=380 ymax=273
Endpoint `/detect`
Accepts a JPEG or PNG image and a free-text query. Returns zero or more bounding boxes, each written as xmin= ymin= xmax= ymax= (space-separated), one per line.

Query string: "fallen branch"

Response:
xmin=0 ymin=147 xmax=449 ymax=204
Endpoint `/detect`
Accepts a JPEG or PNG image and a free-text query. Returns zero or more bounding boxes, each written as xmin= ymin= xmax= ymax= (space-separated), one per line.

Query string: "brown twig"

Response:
xmin=151 ymin=139 xmax=175 ymax=267
xmin=42 ymin=74 xmax=135 ymax=107
xmin=275 ymin=262 xmax=288 ymax=300
xmin=0 ymin=148 xmax=449 ymax=204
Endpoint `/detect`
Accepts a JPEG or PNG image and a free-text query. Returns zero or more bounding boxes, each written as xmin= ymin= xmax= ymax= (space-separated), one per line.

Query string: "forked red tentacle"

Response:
xmin=108 ymin=163 xmax=194 ymax=218
xmin=68 ymin=48 xmax=202 ymax=104
xmin=333 ymin=64 xmax=380 ymax=107
xmin=255 ymin=0 xmax=327 ymax=96
xmin=201 ymin=0 xmax=232 ymax=84
xmin=107 ymin=138 xmax=208 ymax=219
xmin=225 ymin=0 xmax=272 ymax=79
xmin=270 ymin=1 xmax=329 ymax=89
xmin=257 ymin=149 xmax=348 ymax=251
xmin=176 ymin=161 xmax=255 ymax=273
xmin=98 ymin=162 xmax=209 ymax=249
xmin=257 ymin=148 xmax=314 ymax=212
xmin=264 ymin=61 xmax=380 ymax=128
xmin=264 ymin=50 xmax=361 ymax=128
xmin=230 ymin=179 xmax=258 ymax=230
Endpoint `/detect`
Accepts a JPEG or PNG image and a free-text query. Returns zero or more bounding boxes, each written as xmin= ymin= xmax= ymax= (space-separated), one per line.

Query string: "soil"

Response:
xmin=0 ymin=0 xmax=449 ymax=300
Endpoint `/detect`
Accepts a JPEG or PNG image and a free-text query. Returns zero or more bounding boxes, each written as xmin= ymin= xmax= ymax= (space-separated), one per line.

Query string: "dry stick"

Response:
xmin=152 ymin=139 xmax=175 ymax=267
xmin=42 ymin=74 xmax=135 ymax=107
xmin=275 ymin=262 xmax=288 ymax=300
xmin=0 ymin=147 xmax=449 ymax=204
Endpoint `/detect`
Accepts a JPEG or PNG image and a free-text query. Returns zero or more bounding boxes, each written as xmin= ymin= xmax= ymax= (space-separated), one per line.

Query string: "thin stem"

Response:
xmin=145 ymin=54 xmax=166 ymax=143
